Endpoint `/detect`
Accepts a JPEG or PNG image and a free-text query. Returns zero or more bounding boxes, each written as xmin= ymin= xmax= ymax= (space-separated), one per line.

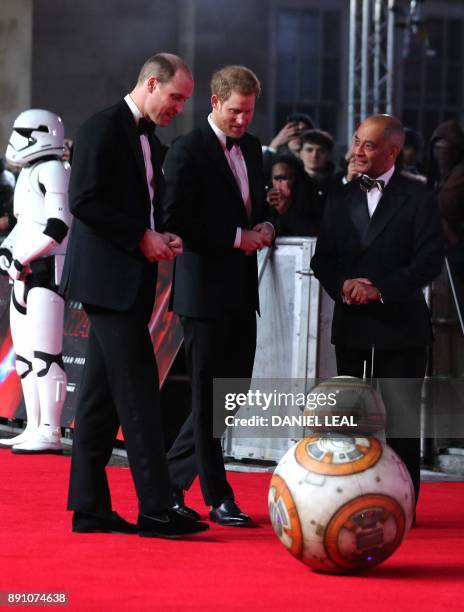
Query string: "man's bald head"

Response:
xmin=136 ymin=52 xmax=192 ymax=85
xmin=353 ymin=114 xmax=404 ymax=177
xmin=364 ymin=115 xmax=405 ymax=147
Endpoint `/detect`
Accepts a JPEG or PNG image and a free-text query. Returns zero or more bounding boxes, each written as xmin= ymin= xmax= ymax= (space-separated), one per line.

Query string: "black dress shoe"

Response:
xmin=209 ymin=500 xmax=252 ymax=527
xmin=138 ymin=509 xmax=209 ymax=538
xmin=72 ymin=511 xmax=137 ymax=534
xmin=172 ymin=488 xmax=201 ymax=521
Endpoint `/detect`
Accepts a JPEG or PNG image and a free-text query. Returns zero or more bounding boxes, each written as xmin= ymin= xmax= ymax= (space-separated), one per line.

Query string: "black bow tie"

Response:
xmin=225 ymin=136 xmax=243 ymax=151
xmin=138 ymin=118 xmax=156 ymax=137
xmin=359 ymin=174 xmax=385 ymax=193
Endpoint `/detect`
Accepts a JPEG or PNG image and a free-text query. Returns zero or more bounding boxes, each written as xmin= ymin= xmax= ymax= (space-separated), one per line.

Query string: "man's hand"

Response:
xmin=239 ymin=229 xmax=265 ymax=254
xmin=253 ymin=222 xmax=274 ymax=247
xmin=269 ymin=122 xmax=300 ymax=149
xmin=139 ymin=229 xmax=176 ymax=262
xmin=342 ymin=278 xmax=381 ymax=305
xmin=164 ymin=232 xmax=183 ymax=256
xmin=267 ymin=187 xmax=291 ymax=215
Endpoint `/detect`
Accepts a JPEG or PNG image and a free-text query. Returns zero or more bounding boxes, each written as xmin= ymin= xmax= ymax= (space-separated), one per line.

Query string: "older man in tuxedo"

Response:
xmin=161 ymin=65 xmax=274 ymax=526
xmin=311 ymin=114 xmax=444 ymax=502
xmin=61 ymin=53 xmax=208 ymax=538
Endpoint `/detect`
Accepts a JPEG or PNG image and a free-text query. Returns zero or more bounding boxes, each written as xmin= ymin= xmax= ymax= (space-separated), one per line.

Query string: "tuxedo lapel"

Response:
xmin=149 ymin=135 xmax=166 ymax=228
xmin=347 ymin=185 xmax=370 ymax=239
xmin=117 ymin=101 xmax=150 ymax=197
xmin=240 ymin=137 xmax=260 ymax=223
xmin=201 ymin=124 xmax=247 ymax=206
xmin=361 ymin=171 xmax=407 ymax=250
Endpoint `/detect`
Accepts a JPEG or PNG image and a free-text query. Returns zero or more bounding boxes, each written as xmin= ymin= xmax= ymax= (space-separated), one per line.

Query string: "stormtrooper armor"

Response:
xmin=0 ymin=109 xmax=71 ymax=453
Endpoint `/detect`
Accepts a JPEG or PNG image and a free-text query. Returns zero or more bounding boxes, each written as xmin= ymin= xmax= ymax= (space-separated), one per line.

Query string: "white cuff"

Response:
xmin=234 ymin=227 xmax=242 ymax=248
xmin=263 ymin=221 xmax=275 ymax=239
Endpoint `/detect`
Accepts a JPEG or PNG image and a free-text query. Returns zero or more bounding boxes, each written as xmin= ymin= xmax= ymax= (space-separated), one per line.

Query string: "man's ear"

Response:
xmin=390 ymin=144 xmax=401 ymax=161
xmin=211 ymin=94 xmax=219 ymax=110
xmin=147 ymin=76 xmax=159 ymax=93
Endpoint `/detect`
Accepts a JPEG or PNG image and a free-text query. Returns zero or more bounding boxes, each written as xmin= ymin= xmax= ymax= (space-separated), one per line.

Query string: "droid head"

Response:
xmin=5 ymin=109 xmax=65 ymax=167
xmin=304 ymin=376 xmax=387 ymax=436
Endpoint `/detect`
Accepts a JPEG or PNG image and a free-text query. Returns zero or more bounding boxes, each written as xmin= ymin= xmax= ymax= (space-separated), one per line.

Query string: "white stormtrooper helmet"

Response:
xmin=5 ymin=109 xmax=65 ymax=167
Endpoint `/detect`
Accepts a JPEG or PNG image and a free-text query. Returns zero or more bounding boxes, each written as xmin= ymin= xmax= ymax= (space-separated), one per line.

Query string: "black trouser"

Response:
xmin=335 ymin=345 xmax=428 ymax=503
xmin=167 ymin=314 xmax=256 ymax=506
xmin=68 ymin=266 xmax=172 ymax=516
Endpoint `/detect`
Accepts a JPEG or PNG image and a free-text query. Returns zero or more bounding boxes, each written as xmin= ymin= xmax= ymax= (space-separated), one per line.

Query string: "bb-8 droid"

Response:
xmin=268 ymin=434 xmax=415 ymax=573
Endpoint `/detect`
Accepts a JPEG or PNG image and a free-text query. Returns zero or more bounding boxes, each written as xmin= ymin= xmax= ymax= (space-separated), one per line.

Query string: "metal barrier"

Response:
xmin=223 ymin=237 xmax=334 ymax=462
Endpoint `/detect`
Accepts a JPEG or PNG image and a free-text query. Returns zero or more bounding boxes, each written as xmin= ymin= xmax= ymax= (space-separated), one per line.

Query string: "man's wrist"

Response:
xmin=263 ymin=221 xmax=275 ymax=240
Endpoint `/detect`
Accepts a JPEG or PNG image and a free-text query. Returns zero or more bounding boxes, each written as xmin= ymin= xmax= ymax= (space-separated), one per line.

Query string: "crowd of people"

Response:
xmin=261 ymin=112 xmax=464 ymax=248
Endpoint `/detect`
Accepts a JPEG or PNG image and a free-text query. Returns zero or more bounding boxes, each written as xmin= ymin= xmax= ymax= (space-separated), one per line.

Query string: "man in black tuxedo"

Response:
xmin=311 ymin=115 xmax=444 ymax=501
xmin=161 ymin=65 xmax=274 ymax=526
xmin=61 ymin=53 xmax=208 ymax=538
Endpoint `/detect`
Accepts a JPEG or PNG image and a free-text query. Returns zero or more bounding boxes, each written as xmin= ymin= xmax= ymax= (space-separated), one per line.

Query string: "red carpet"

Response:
xmin=0 ymin=452 xmax=462 ymax=611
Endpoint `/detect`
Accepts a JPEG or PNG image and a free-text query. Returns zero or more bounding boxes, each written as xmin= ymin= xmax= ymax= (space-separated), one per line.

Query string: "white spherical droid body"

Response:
xmin=268 ymin=378 xmax=415 ymax=573
xmin=0 ymin=109 xmax=71 ymax=454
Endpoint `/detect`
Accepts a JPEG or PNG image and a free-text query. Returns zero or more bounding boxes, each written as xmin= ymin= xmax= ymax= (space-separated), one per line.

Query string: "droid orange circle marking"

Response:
xmin=324 ymin=494 xmax=406 ymax=570
xmin=295 ymin=436 xmax=382 ymax=475
xmin=268 ymin=474 xmax=303 ymax=558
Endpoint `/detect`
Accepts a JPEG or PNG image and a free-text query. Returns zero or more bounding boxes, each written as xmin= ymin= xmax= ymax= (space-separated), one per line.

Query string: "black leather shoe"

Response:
xmin=209 ymin=500 xmax=252 ymax=527
xmin=72 ymin=511 xmax=137 ymax=534
xmin=138 ymin=509 xmax=209 ymax=538
xmin=172 ymin=488 xmax=201 ymax=521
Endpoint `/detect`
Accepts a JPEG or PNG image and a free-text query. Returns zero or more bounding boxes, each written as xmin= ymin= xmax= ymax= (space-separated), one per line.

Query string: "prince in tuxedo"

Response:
xmin=311 ymin=115 xmax=444 ymax=501
xmin=161 ymin=66 xmax=274 ymax=526
xmin=61 ymin=53 xmax=208 ymax=538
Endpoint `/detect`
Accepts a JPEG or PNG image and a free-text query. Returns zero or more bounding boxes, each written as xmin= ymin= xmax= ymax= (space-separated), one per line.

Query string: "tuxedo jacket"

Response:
xmin=60 ymin=100 xmax=165 ymax=310
xmin=161 ymin=122 xmax=269 ymax=319
xmin=311 ymin=171 xmax=444 ymax=349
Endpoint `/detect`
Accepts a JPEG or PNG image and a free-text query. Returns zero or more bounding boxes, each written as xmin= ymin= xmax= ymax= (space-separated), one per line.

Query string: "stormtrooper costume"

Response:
xmin=0 ymin=109 xmax=71 ymax=453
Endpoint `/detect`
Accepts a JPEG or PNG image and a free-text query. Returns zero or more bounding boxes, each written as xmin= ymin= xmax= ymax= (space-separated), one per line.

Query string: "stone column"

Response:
xmin=0 ymin=0 xmax=33 ymax=155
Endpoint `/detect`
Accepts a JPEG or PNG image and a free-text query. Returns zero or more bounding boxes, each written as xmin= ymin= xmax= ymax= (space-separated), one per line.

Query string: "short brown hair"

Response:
xmin=210 ymin=65 xmax=261 ymax=101
xmin=137 ymin=53 xmax=191 ymax=85
xmin=301 ymin=129 xmax=335 ymax=152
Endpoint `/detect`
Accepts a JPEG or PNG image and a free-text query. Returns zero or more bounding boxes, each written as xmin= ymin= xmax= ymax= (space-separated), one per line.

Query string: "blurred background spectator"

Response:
xmin=267 ymin=153 xmax=320 ymax=237
xmin=427 ymin=119 xmax=464 ymax=386
xmin=403 ymin=128 xmax=425 ymax=176
xmin=299 ymin=129 xmax=335 ymax=215
xmin=61 ymin=138 xmax=73 ymax=163
xmin=428 ymin=120 xmax=464 ymax=247
xmin=262 ymin=113 xmax=314 ymax=182
xmin=395 ymin=127 xmax=427 ymax=183
xmin=330 ymin=147 xmax=359 ymax=195
xmin=266 ymin=113 xmax=314 ymax=157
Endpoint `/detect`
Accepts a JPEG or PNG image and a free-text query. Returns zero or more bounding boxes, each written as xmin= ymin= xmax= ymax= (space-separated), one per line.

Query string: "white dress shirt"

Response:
xmin=208 ymin=114 xmax=252 ymax=248
xmin=124 ymin=94 xmax=155 ymax=230
xmin=366 ymin=165 xmax=395 ymax=218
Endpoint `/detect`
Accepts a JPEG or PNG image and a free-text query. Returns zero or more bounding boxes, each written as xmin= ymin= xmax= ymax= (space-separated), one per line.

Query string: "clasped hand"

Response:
xmin=240 ymin=223 xmax=274 ymax=256
xmin=139 ymin=229 xmax=183 ymax=262
xmin=342 ymin=278 xmax=381 ymax=305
